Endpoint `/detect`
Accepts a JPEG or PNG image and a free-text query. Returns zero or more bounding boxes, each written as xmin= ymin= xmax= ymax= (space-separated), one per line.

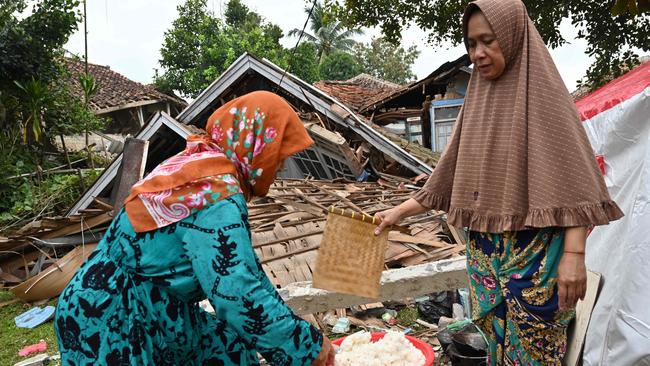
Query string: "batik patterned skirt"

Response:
xmin=467 ymin=228 xmax=574 ymax=366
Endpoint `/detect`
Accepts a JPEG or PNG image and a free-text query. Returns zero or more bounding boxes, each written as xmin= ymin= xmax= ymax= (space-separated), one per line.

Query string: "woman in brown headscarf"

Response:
xmin=375 ymin=0 xmax=623 ymax=364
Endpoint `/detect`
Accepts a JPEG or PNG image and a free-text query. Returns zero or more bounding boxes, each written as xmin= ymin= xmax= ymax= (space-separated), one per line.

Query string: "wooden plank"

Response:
xmin=388 ymin=232 xmax=452 ymax=248
xmin=253 ymin=230 xmax=324 ymax=248
xmin=565 ymin=270 xmax=602 ymax=366
xmin=111 ymin=137 xmax=149 ymax=213
xmin=261 ymin=245 xmax=320 ymax=264
xmin=448 ymin=225 xmax=467 ymax=246
xmin=95 ymin=99 xmax=163 ymax=115
xmin=41 ymin=212 xmax=112 ymax=239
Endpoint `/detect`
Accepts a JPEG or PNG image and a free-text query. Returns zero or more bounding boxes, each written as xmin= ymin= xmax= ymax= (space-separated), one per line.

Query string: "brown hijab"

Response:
xmin=412 ymin=0 xmax=623 ymax=233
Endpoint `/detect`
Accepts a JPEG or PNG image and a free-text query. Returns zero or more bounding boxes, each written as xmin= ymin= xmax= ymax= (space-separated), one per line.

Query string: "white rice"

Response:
xmin=335 ymin=331 xmax=426 ymax=366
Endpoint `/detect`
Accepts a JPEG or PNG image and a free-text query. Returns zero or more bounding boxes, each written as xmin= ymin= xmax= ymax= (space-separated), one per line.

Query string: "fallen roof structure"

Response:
xmin=1 ymin=178 xmax=465 ymax=301
xmin=62 ymin=52 xmax=439 ymax=217
xmin=175 ymin=52 xmax=435 ymax=176
xmin=250 ymin=179 xmax=465 ymax=288
xmin=359 ymin=55 xmax=472 ymax=115
xmin=314 ymin=74 xmax=402 ymax=112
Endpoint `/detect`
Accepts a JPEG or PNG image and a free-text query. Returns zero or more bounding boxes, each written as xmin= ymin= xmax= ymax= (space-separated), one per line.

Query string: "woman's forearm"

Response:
xmin=395 ymin=198 xmax=429 ymax=219
xmin=564 ymin=226 xmax=587 ymax=253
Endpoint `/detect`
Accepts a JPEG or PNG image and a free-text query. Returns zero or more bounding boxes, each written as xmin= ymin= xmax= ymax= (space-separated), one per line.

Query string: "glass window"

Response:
xmin=436 ymin=122 xmax=455 ymax=152
xmin=434 ymin=106 xmax=461 ymax=121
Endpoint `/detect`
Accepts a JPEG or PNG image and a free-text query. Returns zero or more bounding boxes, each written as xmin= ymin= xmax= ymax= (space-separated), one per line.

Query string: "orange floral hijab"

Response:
xmin=124 ymin=91 xmax=314 ymax=232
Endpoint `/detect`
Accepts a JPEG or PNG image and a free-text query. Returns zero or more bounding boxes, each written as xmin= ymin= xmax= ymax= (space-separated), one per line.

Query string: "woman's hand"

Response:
xmin=374 ymin=207 xmax=404 ymax=236
xmin=557 ymin=226 xmax=588 ymax=311
xmin=373 ymin=198 xmax=428 ymax=236
xmin=311 ymin=336 xmax=335 ymax=366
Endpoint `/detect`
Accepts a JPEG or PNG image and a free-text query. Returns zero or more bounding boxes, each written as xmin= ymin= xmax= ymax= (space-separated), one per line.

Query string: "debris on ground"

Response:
xmin=17 ymin=341 xmax=47 ymax=357
xmin=14 ymin=307 xmax=55 ymax=329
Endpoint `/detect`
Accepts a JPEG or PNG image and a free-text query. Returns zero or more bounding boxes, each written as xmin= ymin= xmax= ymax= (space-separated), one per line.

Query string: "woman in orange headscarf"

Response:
xmin=374 ymin=0 xmax=622 ymax=365
xmin=55 ymin=91 xmax=335 ymax=366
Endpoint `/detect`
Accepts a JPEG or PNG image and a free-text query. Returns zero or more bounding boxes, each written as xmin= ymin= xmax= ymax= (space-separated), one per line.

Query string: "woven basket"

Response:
xmin=312 ymin=207 xmax=388 ymax=299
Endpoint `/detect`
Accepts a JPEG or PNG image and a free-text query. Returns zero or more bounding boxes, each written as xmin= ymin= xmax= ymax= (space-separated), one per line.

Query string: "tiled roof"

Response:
xmin=63 ymin=58 xmax=185 ymax=113
xmin=314 ymin=73 xmax=402 ymax=111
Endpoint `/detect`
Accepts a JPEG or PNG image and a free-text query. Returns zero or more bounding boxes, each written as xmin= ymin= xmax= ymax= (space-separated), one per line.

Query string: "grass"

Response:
xmin=0 ymin=290 xmax=59 ymax=365
xmin=396 ymin=306 xmax=421 ymax=326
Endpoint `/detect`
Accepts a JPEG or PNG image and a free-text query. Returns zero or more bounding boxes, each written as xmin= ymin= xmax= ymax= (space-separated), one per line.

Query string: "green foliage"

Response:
xmin=0 ymin=168 xmax=102 ymax=232
xmin=354 ymin=37 xmax=420 ymax=84
xmin=45 ymin=80 xmax=106 ymax=137
xmin=0 ymin=0 xmax=87 ymax=139
xmin=325 ymin=0 xmax=650 ymax=89
xmin=78 ymin=72 xmax=100 ymax=106
xmin=225 ymin=0 xmax=261 ymax=31
xmin=318 ymin=50 xmax=362 ymax=80
xmin=288 ymin=1 xmax=363 ymax=61
xmin=0 ymin=0 xmax=80 ymax=85
xmin=287 ymin=43 xmax=321 ymax=83
xmin=0 ymin=0 xmax=107 ymax=230
xmin=156 ymin=0 xmax=289 ymax=98
xmin=14 ymin=77 xmax=49 ymax=142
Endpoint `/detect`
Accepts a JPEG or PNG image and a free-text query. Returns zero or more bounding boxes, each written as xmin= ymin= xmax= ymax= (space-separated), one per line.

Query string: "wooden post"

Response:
xmin=59 ymin=134 xmax=72 ymax=170
xmin=137 ymin=106 xmax=145 ymax=127
xmin=111 ymin=138 xmax=149 ymax=214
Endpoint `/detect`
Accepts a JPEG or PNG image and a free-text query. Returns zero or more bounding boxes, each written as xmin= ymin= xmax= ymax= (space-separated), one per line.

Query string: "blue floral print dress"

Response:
xmin=55 ymin=194 xmax=322 ymax=365
xmin=466 ymin=228 xmax=574 ymax=366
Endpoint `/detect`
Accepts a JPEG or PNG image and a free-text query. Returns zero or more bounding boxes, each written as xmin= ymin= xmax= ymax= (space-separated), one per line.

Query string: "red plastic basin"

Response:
xmin=332 ymin=332 xmax=435 ymax=366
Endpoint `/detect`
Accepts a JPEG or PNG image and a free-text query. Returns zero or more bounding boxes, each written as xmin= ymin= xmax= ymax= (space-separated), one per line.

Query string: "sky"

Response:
xmin=62 ymin=0 xmax=594 ymax=92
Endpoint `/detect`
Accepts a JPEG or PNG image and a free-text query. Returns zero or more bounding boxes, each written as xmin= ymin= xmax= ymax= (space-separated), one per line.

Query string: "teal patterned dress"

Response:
xmin=55 ymin=194 xmax=322 ymax=365
xmin=466 ymin=228 xmax=575 ymax=366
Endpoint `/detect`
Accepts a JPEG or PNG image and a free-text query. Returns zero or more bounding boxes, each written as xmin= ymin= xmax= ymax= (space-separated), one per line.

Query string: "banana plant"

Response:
xmin=14 ymin=77 xmax=49 ymax=143
xmin=78 ymin=72 xmax=99 ymax=107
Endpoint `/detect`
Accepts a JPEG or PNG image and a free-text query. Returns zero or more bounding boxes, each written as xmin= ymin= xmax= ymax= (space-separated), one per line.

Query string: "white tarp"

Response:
xmin=579 ymin=63 xmax=650 ymax=365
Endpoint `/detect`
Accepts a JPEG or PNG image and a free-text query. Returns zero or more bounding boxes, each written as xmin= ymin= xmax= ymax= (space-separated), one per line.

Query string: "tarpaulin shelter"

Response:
xmin=577 ymin=61 xmax=650 ymax=365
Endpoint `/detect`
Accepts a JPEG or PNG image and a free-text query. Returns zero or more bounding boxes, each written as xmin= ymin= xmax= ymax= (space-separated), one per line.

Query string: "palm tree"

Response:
xmin=288 ymin=1 xmax=363 ymax=62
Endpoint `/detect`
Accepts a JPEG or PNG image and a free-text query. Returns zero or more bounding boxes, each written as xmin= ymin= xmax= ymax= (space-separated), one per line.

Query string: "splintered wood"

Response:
xmin=1 ymin=179 xmax=465 ymax=297
xmin=0 ymin=198 xmax=113 ymax=288
xmin=250 ymin=179 xmax=465 ymax=289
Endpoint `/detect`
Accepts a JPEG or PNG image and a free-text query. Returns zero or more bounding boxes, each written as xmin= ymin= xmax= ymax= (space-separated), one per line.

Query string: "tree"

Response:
xmin=318 ymin=50 xmax=362 ymax=80
xmin=156 ymin=0 xmax=288 ymax=98
xmin=354 ymin=37 xmax=420 ymax=84
xmin=288 ymin=1 xmax=363 ymax=62
xmin=0 ymin=0 xmax=80 ymax=86
xmin=224 ymin=0 xmax=261 ymax=31
xmin=0 ymin=0 xmax=81 ymax=139
xmin=287 ymin=43 xmax=320 ymax=83
xmin=324 ymin=0 xmax=650 ymax=89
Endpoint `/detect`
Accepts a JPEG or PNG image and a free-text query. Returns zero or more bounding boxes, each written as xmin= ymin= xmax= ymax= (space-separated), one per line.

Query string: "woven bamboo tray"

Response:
xmin=312 ymin=207 xmax=388 ymax=298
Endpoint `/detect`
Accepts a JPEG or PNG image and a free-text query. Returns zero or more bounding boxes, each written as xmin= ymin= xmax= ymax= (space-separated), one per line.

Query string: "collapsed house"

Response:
xmin=356 ymin=55 xmax=472 ymax=152
xmin=60 ymin=57 xmax=187 ymax=152
xmin=1 ymin=53 xmax=466 ymax=304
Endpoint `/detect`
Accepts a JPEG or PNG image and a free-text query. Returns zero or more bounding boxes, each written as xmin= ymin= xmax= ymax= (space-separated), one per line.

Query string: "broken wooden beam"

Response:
xmin=279 ymin=256 xmax=468 ymax=315
xmin=110 ymin=137 xmax=149 ymax=214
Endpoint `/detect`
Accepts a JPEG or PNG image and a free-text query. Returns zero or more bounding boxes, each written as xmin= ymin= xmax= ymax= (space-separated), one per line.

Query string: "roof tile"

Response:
xmin=64 ymin=58 xmax=185 ymax=112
